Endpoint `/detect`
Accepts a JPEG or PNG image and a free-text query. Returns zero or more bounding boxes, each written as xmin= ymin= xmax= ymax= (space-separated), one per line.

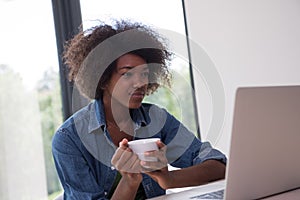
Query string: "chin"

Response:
xmin=127 ymin=97 xmax=144 ymax=109
xmin=128 ymin=101 xmax=143 ymax=109
xmin=128 ymin=104 xmax=142 ymax=109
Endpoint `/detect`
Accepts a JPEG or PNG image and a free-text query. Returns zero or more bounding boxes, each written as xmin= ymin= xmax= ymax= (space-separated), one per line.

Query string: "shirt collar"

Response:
xmin=87 ymin=99 xmax=105 ymax=133
xmin=88 ymin=99 xmax=150 ymax=134
xmin=130 ymin=106 xmax=149 ymax=127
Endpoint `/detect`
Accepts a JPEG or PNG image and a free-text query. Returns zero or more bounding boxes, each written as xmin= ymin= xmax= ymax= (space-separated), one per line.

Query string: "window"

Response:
xmin=0 ymin=0 xmax=62 ymax=199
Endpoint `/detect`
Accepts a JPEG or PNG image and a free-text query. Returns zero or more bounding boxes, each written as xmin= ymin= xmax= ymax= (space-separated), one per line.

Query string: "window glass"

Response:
xmin=80 ymin=0 xmax=198 ymax=134
xmin=0 ymin=0 xmax=62 ymax=199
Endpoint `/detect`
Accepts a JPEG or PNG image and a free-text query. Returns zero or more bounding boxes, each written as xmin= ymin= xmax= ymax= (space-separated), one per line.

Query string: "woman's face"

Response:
xmin=104 ymin=53 xmax=149 ymax=109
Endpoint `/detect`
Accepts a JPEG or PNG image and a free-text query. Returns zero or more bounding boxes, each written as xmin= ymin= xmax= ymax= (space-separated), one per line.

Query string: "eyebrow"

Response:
xmin=118 ymin=65 xmax=149 ymax=71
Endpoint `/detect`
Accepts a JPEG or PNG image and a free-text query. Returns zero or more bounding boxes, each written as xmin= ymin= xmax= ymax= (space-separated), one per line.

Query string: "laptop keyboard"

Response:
xmin=189 ymin=189 xmax=224 ymax=199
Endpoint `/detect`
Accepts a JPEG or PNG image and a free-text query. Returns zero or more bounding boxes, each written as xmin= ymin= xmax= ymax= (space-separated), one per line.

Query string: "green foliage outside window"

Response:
xmin=37 ymin=68 xmax=63 ymax=198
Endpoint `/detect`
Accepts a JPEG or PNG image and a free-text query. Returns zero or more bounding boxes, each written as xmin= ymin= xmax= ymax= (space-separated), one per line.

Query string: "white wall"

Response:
xmin=184 ymin=0 xmax=300 ymax=155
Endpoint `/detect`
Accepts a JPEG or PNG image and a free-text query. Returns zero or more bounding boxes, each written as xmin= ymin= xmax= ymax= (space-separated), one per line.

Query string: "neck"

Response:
xmin=102 ymin=93 xmax=134 ymax=144
xmin=102 ymin=93 xmax=131 ymax=124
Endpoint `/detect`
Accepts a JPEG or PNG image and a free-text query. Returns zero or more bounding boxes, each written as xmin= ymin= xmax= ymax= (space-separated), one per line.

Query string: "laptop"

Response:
xmin=148 ymin=85 xmax=300 ymax=200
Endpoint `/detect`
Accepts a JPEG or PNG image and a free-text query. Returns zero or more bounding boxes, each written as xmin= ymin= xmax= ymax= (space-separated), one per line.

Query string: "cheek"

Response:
xmin=108 ymin=77 xmax=125 ymax=92
xmin=111 ymin=81 xmax=129 ymax=96
xmin=113 ymin=87 xmax=126 ymax=97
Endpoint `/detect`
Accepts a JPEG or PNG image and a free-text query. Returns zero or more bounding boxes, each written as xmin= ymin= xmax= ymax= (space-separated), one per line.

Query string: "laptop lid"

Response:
xmin=225 ymin=85 xmax=300 ymax=199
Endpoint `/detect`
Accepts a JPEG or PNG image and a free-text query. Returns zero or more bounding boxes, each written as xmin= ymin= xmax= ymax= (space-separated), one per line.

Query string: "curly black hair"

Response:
xmin=63 ymin=19 xmax=173 ymax=99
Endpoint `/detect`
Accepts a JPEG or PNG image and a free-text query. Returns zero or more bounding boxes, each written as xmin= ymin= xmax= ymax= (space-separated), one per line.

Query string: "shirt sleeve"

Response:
xmin=159 ymin=108 xmax=227 ymax=168
xmin=52 ymin=128 xmax=108 ymax=200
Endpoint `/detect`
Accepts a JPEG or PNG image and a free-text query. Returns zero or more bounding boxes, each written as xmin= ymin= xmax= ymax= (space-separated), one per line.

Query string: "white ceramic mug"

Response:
xmin=128 ymin=138 xmax=160 ymax=161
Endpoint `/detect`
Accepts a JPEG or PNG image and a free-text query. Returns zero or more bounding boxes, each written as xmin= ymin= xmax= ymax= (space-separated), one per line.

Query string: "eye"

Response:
xmin=122 ymin=71 xmax=132 ymax=78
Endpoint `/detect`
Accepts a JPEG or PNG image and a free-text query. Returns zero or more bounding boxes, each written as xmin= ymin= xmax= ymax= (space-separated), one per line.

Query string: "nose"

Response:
xmin=132 ymin=74 xmax=147 ymax=88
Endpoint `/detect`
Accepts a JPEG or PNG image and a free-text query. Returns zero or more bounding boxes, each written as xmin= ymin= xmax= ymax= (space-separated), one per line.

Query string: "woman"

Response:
xmin=52 ymin=19 xmax=226 ymax=200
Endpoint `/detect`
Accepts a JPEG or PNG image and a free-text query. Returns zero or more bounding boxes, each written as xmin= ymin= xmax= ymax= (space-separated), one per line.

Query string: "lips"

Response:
xmin=129 ymin=90 xmax=145 ymax=98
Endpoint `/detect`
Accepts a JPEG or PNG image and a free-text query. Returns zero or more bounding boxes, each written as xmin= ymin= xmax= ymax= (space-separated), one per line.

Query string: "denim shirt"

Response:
xmin=52 ymin=99 xmax=227 ymax=200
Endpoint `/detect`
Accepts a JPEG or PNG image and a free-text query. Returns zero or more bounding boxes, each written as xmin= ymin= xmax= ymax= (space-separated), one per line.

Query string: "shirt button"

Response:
xmin=104 ymin=192 xmax=107 ymax=195
xmin=111 ymin=166 xmax=115 ymax=170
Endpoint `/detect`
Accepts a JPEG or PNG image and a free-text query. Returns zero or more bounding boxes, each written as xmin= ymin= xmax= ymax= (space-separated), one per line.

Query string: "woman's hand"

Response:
xmin=142 ymin=140 xmax=173 ymax=189
xmin=111 ymin=138 xmax=143 ymax=186
xmin=142 ymin=141 xmax=226 ymax=190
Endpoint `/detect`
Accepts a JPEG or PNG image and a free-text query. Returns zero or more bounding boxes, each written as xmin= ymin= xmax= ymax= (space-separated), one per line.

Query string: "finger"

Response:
xmin=140 ymin=161 xmax=154 ymax=172
xmin=111 ymin=139 xmax=132 ymax=166
xmin=156 ymin=141 xmax=168 ymax=163
xmin=156 ymin=140 xmax=167 ymax=153
xmin=127 ymin=155 xmax=143 ymax=173
xmin=111 ymin=147 xmax=126 ymax=166
xmin=114 ymin=149 xmax=133 ymax=170
xmin=156 ymin=140 xmax=165 ymax=149
xmin=144 ymin=149 xmax=167 ymax=164
xmin=119 ymin=138 xmax=129 ymax=149
xmin=144 ymin=150 xmax=159 ymax=162
xmin=143 ymin=148 xmax=168 ymax=170
xmin=120 ymin=152 xmax=139 ymax=173
xmin=140 ymin=160 xmax=166 ymax=171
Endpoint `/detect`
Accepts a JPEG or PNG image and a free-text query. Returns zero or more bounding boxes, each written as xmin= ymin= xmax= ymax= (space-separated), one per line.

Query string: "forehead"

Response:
xmin=116 ymin=53 xmax=147 ymax=70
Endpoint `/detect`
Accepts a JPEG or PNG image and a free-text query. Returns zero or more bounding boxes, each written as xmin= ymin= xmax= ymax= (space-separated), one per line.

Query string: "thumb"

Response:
xmin=119 ymin=138 xmax=129 ymax=149
xmin=156 ymin=140 xmax=166 ymax=150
